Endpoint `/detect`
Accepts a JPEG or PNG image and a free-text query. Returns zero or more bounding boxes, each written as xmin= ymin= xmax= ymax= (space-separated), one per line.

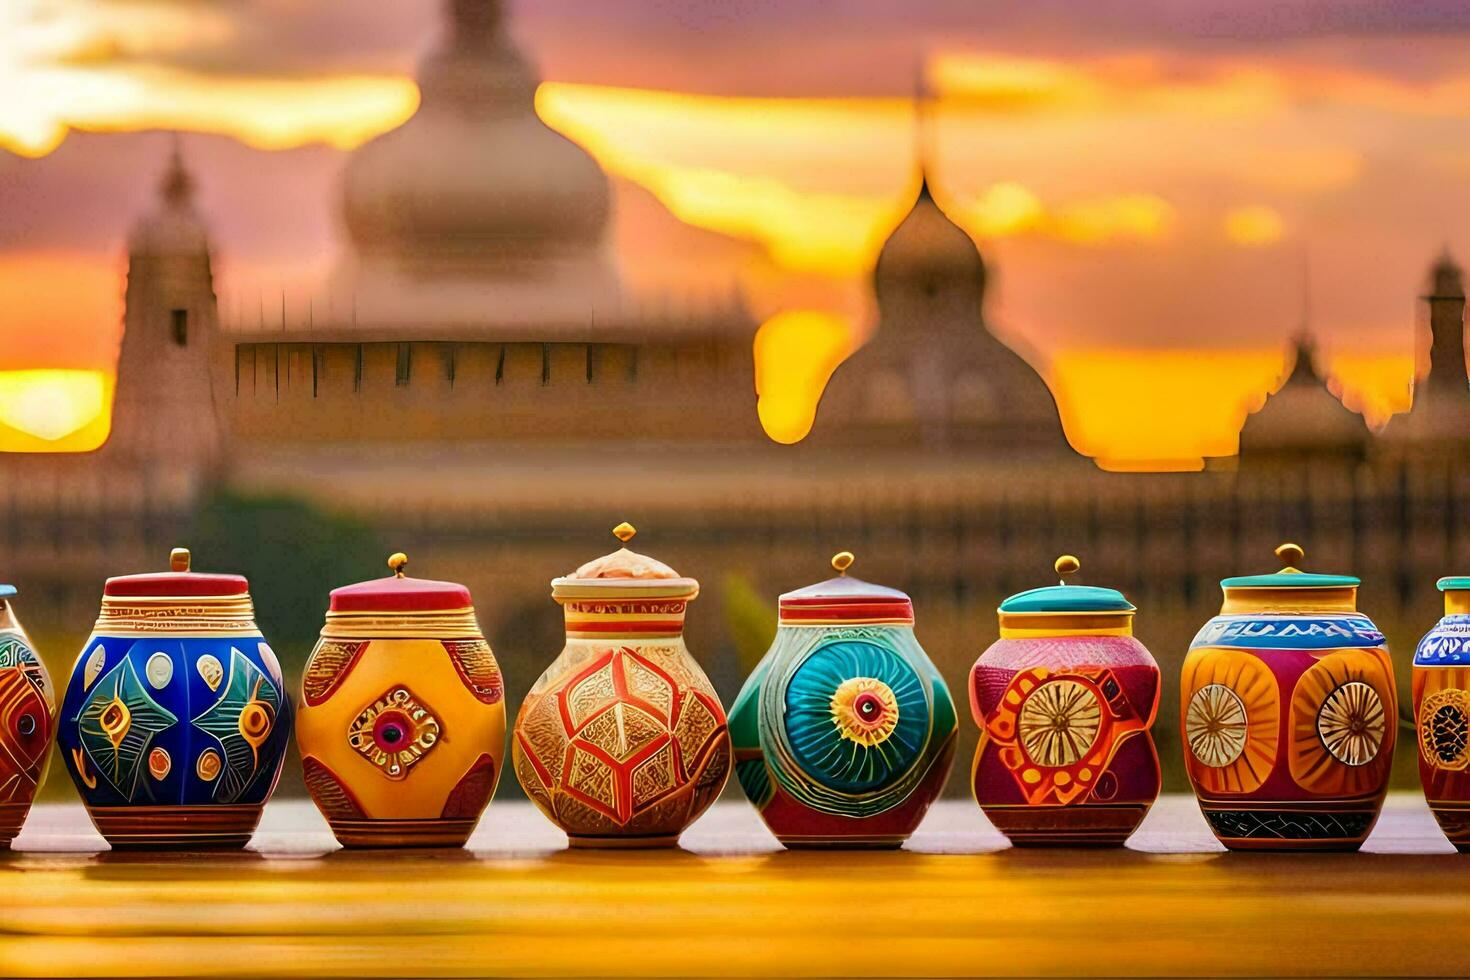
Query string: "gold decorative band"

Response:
xmin=1221 ymin=585 xmax=1358 ymax=615
xmin=94 ymin=594 xmax=260 ymax=636
xmin=321 ymin=607 xmax=484 ymax=640
xmin=998 ymin=611 xmax=1134 ymax=639
xmin=1446 ymin=590 xmax=1470 ymax=616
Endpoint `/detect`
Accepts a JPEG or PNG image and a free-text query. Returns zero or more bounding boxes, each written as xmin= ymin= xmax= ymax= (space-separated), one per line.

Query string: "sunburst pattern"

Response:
xmin=1287 ymin=649 xmax=1395 ymax=796
xmin=1017 ymin=679 xmax=1101 ymax=768
xmin=1316 ymin=681 xmax=1385 ymax=767
xmin=1180 ymin=648 xmax=1280 ymax=795
xmin=829 ymin=677 xmax=899 ymax=748
xmin=1185 ymin=683 xmax=1249 ymax=767
xmin=781 ymin=639 xmax=929 ymax=795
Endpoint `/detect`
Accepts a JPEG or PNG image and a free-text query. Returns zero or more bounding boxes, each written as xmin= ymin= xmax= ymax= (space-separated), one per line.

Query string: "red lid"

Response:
xmin=329 ymin=553 xmax=472 ymax=613
xmin=103 ymin=548 xmax=249 ymax=598
xmin=778 ymin=552 xmax=913 ymax=625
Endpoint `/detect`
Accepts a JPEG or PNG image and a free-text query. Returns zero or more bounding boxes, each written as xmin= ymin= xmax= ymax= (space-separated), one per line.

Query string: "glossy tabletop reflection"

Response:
xmin=2 ymin=795 xmax=1465 ymax=978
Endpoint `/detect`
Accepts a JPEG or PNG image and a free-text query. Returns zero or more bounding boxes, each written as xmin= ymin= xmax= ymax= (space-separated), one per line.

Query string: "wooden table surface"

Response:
xmin=1 ymin=794 xmax=1464 ymax=978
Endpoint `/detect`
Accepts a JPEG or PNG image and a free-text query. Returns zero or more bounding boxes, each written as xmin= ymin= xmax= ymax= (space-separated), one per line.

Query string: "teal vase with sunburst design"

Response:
xmin=730 ymin=551 xmax=956 ymax=848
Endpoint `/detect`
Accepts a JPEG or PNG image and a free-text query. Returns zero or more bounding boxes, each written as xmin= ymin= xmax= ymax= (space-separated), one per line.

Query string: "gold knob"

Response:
xmin=613 ymin=522 xmax=636 ymax=544
xmin=1275 ymin=542 xmax=1304 ymax=569
xmin=1055 ymin=555 xmax=1080 ymax=583
xmin=388 ymin=552 xmax=408 ymax=578
xmin=831 ymin=551 xmax=855 ymax=575
xmin=169 ymin=548 xmax=191 ymax=573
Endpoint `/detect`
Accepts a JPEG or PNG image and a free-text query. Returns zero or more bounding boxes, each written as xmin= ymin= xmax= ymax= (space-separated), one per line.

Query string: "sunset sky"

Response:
xmin=3 ymin=0 xmax=1470 ymax=467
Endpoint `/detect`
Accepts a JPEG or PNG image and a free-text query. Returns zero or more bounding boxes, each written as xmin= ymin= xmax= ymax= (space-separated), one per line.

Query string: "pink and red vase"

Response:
xmin=970 ymin=556 xmax=1160 ymax=846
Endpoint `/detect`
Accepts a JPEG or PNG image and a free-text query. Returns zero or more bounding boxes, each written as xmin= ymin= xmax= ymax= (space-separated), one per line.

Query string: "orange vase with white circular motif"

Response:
xmin=1181 ymin=543 xmax=1395 ymax=851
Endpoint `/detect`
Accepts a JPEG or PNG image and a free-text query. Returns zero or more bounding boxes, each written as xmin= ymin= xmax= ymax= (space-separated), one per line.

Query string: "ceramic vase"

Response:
xmin=296 ymin=553 xmax=506 ymax=848
xmin=512 ymin=523 xmax=730 ymax=847
xmin=1181 ymin=543 xmax=1395 ymax=851
xmin=0 ymin=581 xmax=55 ymax=847
xmin=730 ymin=551 xmax=956 ymax=848
xmin=1413 ymin=576 xmax=1470 ymax=850
xmin=57 ymin=549 xmax=291 ymax=848
xmin=970 ymin=556 xmax=1160 ymax=847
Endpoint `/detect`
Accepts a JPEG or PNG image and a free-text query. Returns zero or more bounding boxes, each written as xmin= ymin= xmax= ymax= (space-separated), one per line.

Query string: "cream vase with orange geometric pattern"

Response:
xmin=512 ymin=523 xmax=731 ymax=847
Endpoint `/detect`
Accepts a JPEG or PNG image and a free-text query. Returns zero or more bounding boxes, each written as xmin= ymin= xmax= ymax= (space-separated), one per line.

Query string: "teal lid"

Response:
xmin=0 ymin=585 xmax=13 ymax=600
xmin=1220 ymin=543 xmax=1359 ymax=589
xmin=998 ymin=556 xmax=1134 ymax=614
xmin=1438 ymin=577 xmax=1470 ymax=592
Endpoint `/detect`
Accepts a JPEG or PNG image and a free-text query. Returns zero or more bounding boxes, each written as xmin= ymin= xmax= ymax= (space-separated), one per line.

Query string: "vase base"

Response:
xmin=90 ymin=804 xmax=263 ymax=850
xmin=1425 ymin=801 xmax=1470 ymax=852
xmin=331 ymin=817 xmax=477 ymax=849
xmin=568 ymin=833 xmax=680 ymax=849
xmin=0 ymin=801 xmax=32 ymax=848
xmin=777 ymin=836 xmax=906 ymax=850
xmin=982 ymin=802 xmax=1149 ymax=848
xmin=1200 ymin=804 xmax=1378 ymax=851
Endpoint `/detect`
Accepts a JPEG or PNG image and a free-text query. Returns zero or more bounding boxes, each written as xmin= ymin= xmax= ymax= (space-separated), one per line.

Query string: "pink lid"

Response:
xmin=778 ymin=552 xmax=913 ymax=625
xmin=103 ymin=548 xmax=248 ymax=598
xmin=329 ymin=553 xmax=472 ymax=613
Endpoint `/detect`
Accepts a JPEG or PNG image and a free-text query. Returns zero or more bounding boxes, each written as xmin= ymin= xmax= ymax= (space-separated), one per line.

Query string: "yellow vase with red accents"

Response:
xmin=296 ymin=553 xmax=506 ymax=848
xmin=1181 ymin=543 xmax=1395 ymax=851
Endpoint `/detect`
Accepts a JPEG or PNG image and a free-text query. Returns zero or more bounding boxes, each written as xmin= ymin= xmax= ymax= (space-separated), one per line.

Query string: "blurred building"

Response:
xmin=1237 ymin=333 xmax=1370 ymax=465
xmin=6 ymin=0 xmax=1470 ymax=797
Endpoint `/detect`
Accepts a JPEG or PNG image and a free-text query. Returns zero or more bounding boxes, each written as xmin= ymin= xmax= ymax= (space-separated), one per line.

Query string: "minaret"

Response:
xmin=1423 ymin=249 xmax=1468 ymax=399
xmin=108 ymin=138 xmax=222 ymax=467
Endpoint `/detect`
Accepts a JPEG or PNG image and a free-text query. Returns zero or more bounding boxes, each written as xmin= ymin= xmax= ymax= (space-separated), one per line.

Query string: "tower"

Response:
xmin=108 ymin=140 xmax=222 ymax=466
xmin=1423 ymin=249 xmax=1468 ymax=400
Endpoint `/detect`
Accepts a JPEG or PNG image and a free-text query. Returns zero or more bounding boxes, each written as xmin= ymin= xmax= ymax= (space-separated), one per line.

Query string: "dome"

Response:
xmin=874 ymin=176 xmax=986 ymax=298
xmin=341 ymin=0 xmax=612 ymax=270
xmin=128 ymin=143 xmax=209 ymax=258
xmin=1238 ymin=336 xmax=1369 ymax=458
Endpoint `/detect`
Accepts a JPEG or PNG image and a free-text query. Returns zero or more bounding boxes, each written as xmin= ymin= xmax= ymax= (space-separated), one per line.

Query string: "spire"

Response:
xmin=447 ymin=0 xmax=504 ymax=49
xmin=159 ymin=133 xmax=194 ymax=208
xmin=912 ymin=50 xmax=935 ymax=199
xmin=419 ymin=0 xmax=533 ymax=103
xmin=1286 ymin=331 xmax=1320 ymax=386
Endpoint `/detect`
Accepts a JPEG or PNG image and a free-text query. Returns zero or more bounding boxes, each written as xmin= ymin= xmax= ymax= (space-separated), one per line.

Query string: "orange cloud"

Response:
xmin=1224 ymin=205 xmax=1287 ymax=246
xmin=754 ymin=310 xmax=855 ymax=444
xmin=0 ymin=0 xmax=418 ymax=156
xmin=960 ymin=182 xmax=1175 ymax=244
